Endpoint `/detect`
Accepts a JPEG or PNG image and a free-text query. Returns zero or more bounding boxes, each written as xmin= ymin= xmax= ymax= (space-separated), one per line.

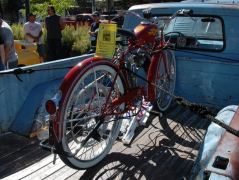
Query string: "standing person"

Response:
xmin=23 ymin=13 xmax=45 ymax=63
xmin=112 ymin=10 xmax=124 ymax=28
xmin=0 ymin=30 xmax=6 ymax=70
xmin=0 ymin=17 xmax=18 ymax=70
xmin=45 ymin=5 xmax=65 ymax=61
xmin=88 ymin=11 xmax=100 ymax=53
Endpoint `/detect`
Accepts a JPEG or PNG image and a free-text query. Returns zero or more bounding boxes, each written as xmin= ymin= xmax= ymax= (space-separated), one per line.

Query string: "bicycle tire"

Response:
xmin=155 ymin=50 xmax=176 ymax=111
xmin=56 ymin=60 xmax=125 ymax=169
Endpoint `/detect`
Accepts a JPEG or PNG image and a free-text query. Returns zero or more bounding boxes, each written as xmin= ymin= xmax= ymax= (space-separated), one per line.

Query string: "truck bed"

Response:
xmin=0 ymin=101 xmax=210 ymax=180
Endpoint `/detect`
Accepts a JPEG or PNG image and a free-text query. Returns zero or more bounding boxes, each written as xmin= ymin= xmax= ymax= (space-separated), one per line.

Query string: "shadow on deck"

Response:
xmin=0 ymin=101 xmax=210 ymax=180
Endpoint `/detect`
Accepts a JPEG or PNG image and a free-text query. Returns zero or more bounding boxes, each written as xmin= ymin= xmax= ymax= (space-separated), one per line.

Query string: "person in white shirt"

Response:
xmin=23 ymin=13 xmax=45 ymax=62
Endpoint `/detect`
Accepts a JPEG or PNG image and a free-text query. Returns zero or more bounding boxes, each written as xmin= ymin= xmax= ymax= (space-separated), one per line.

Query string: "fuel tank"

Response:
xmin=133 ymin=22 xmax=158 ymax=45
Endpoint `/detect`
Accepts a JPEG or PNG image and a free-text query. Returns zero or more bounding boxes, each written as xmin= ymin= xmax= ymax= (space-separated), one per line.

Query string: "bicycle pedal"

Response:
xmin=122 ymin=131 xmax=134 ymax=145
xmin=139 ymin=111 xmax=150 ymax=126
xmin=139 ymin=104 xmax=153 ymax=126
xmin=122 ymin=117 xmax=139 ymax=145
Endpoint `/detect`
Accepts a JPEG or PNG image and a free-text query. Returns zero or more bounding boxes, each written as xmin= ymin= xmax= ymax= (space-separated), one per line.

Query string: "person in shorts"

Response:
xmin=23 ymin=13 xmax=45 ymax=62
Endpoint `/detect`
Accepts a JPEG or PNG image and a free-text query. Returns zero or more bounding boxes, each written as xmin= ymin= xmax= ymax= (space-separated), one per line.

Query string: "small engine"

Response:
xmin=125 ymin=48 xmax=150 ymax=68
xmin=125 ymin=48 xmax=150 ymax=88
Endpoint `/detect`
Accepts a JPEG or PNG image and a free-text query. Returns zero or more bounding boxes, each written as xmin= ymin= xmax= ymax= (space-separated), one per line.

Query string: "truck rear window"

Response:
xmin=163 ymin=16 xmax=224 ymax=51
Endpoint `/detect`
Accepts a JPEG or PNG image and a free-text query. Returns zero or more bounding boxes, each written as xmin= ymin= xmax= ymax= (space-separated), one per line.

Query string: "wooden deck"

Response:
xmin=0 ymin=101 xmax=210 ymax=180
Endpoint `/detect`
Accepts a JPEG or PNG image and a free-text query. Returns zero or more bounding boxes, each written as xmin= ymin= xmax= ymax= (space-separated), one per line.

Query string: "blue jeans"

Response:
xmin=0 ymin=60 xmax=18 ymax=71
xmin=0 ymin=62 xmax=6 ymax=71
xmin=9 ymin=61 xmax=18 ymax=69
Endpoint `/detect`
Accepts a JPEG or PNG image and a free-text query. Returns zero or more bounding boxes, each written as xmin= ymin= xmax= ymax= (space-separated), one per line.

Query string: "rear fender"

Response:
xmin=53 ymin=56 xmax=121 ymax=141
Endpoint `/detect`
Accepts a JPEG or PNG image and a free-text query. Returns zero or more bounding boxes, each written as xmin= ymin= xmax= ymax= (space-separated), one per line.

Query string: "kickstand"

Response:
xmin=53 ymin=153 xmax=57 ymax=164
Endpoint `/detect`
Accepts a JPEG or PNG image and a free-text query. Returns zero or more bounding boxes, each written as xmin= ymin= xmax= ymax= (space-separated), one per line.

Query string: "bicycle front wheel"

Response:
xmin=155 ymin=50 xmax=176 ymax=111
xmin=57 ymin=61 xmax=125 ymax=169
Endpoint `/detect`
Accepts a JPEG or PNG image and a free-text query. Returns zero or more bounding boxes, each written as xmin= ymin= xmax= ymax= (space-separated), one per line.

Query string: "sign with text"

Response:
xmin=95 ymin=23 xmax=117 ymax=59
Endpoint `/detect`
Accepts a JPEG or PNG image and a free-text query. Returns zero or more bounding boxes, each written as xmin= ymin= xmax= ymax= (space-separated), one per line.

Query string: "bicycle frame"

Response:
xmin=48 ymin=25 xmax=170 ymax=142
xmin=40 ymin=9 xmax=187 ymax=170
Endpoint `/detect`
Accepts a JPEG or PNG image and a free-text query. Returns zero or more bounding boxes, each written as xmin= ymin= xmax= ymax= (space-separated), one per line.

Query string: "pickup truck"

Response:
xmin=0 ymin=0 xmax=239 ymax=179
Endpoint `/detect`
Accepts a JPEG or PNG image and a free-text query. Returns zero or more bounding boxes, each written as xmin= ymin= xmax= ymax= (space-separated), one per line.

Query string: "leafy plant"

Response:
xmin=11 ymin=24 xmax=24 ymax=40
xmin=11 ymin=23 xmax=90 ymax=59
xmin=30 ymin=0 xmax=77 ymax=19
xmin=61 ymin=25 xmax=77 ymax=57
xmin=71 ymin=25 xmax=90 ymax=55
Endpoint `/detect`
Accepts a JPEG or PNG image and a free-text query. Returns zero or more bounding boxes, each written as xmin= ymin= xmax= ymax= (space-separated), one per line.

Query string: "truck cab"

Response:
xmin=123 ymin=1 xmax=239 ymax=179
xmin=123 ymin=1 xmax=239 ymax=109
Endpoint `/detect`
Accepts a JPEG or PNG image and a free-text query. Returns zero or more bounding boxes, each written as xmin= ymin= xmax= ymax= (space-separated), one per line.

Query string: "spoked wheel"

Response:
xmin=155 ymin=50 xmax=176 ymax=111
xmin=57 ymin=62 xmax=125 ymax=169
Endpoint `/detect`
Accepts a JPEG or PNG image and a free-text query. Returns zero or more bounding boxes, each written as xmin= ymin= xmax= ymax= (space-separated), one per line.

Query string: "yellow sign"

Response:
xmin=95 ymin=23 xmax=117 ymax=59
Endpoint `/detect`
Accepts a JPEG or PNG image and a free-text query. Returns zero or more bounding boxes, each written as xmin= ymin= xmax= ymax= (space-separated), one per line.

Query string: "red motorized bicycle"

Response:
xmin=42 ymin=9 xmax=192 ymax=169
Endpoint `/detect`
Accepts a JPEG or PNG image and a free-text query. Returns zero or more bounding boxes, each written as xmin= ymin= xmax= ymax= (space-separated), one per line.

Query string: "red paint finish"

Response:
xmin=111 ymin=87 xmax=144 ymax=107
xmin=134 ymin=22 xmax=158 ymax=46
xmin=147 ymin=53 xmax=162 ymax=101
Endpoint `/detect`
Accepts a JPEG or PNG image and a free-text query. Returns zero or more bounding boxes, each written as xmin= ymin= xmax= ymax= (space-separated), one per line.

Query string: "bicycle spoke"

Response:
xmin=156 ymin=50 xmax=176 ymax=111
xmin=58 ymin=62 xmax=124 ymax=168
xmin=65 ymin=113 xmax=100 ymax=123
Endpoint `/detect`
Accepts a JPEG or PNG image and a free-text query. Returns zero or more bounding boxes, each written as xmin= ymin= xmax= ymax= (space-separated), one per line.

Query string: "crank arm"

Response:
xmin=73 ymin=117 xmax=104 ymax=156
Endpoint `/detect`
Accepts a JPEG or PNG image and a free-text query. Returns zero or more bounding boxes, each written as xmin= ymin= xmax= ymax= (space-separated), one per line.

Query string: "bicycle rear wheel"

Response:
xmin=155 ymin=50 xmax=176 ymax=111
xmin=57 ymin=61 xmax=125 ymax=169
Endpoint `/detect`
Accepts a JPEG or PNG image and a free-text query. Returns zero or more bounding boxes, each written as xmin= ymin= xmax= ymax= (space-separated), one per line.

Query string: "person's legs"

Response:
xmin=47 ymin=39 xmax=62 ymax=61
xmin=54 ymin=38 xmax=62 ymax=59
xmin=0 ymin=62 xmax=6 ymax=71
xmin=88 ymin=40 xmax=96 ymax=53
xmin=47 ymin=39 xmax=56 ymax=61
xmin=37 ymin=44 xmax=45 ymax=63
xmin=8 ymin=60 xmax=18 ymax=69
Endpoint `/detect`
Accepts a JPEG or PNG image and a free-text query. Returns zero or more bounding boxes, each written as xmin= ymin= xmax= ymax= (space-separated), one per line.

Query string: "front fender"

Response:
xmin=147 ymin=53 xmax=162 ymax=101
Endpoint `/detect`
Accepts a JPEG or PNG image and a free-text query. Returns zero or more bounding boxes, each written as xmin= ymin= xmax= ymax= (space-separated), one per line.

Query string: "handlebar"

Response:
xmin=172 ymin=9 xmax=193 ymax=19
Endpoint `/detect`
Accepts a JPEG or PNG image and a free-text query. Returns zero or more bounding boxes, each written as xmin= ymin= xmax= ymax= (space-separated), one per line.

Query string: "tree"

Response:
xmin=30 ymin=0 xmax=77 ymax=18
xmin=0 ymin=0 xmax=24 ymax=22
xmin=75 ymin=0 xmax=90 ymax=12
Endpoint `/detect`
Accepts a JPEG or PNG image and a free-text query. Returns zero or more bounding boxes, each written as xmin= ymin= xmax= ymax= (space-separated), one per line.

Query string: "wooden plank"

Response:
xmin=20 ymin=155 xmax=69 ymax=180
xmin=2 ymin=102 xmax=210 ymax=179
xmin=70 ymin=106 xmax=206 ymax=179
xmin=171 ymin=118 xmax=209 ymax=177
xmin=133 ymin=114 xmax=200 ymax=179
xmin=48 ymin=111 xmax=163 ymax=179
xmin=0 ymin=133 xmax=50 ymax=179
xmin=4 ymin=154 xmax=57 ymax=180
xmin=0 ymin=132 xmax=31 ymax=159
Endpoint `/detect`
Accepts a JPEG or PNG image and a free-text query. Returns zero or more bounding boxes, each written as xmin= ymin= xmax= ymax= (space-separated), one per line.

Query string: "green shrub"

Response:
xmin=11 ymin=24 xmax=24 ymax=40
xmin=71 ymin=25 xmax=91 ymax=55
xmin=11 ymin=23 xmax=91 ymax=59
xmin=61 ymin=25 xmax=77 ymax=57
